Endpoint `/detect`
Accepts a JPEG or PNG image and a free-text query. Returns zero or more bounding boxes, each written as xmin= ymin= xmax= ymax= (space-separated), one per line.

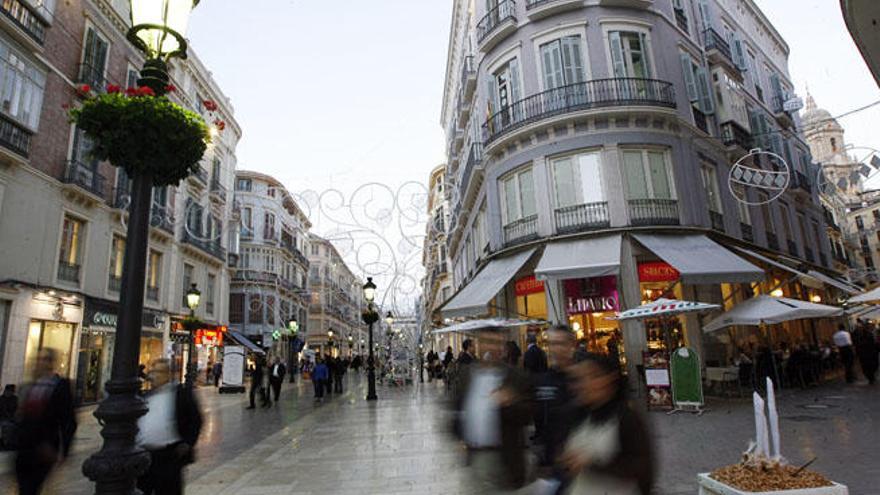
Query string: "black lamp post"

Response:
xmin=288 ymin=318 xmax=298 ymax=382
xmin=385 ymin=311 xmax=394 ymax=366
xmin=362 ymin=277 xmax=378 ymax=401
xmin=418 ymin=343 xmax=424 ymax=383
xmin=83 ymin=1 xmax=200 ymax=493
xmin=184 ymin=284 xmax=201 ymax=386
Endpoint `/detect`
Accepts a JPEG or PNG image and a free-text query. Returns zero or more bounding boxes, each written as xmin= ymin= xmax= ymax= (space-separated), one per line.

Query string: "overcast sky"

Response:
xmin=187 ymin=0 xmax=880 ymax=198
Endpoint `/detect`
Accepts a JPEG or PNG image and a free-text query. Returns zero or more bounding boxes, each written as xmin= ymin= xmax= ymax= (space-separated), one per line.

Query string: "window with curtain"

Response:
xmin=608 ymin=31 xmax=652 ymax=78
xmin=540 ymin=36 xmax=585 ymax=90
xmin=500 ymin=167 xmax=536 ymax=225
xmin=58 ymin=215 xmax=84 ymax=281
xmin=0 ymin=40 xmax=46 ymax=129
xmin=551 ymin=151 xmax=605 ymax=208
xmin=622 ymin=150 xmax=673 ymax=200
xmin=108 ymin=235 xmax=125 ymax=289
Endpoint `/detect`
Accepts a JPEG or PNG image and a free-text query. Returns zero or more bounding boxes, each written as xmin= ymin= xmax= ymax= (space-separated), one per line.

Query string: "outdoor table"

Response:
xmin=705 ymin=366 xmax=739 ymax=395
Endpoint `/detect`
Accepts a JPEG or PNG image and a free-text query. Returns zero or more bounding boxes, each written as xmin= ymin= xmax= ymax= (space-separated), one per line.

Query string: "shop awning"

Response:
xmin=227 ymin=330 xmax=266 ymax=355
xmin=733 ymin=246 xmax=810 ymax=278
xmin=633 ymin=234 xmax=764 ymax=284
xmin=441 ymin=248 xmax=536 ymax=318
xmin=806 ymin=270 xmax=861 ymax=295
xmin=535 ymin=235 xmax=622 ymax=281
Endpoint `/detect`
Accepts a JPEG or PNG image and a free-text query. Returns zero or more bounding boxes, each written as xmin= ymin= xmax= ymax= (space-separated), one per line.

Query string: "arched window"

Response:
xmin=831 ymin=137 xmax=838 ymax=152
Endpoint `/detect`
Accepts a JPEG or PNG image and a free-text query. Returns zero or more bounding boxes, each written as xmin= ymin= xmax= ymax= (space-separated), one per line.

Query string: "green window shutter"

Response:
xmin=609 ymin=32 xmax=627 ymax=78
xmin=695 ymin=66 xmax=714 ymax=114
xmin=553 ymin=158 xmax=578 ymax=207
xmin=639 ymin=32 xmax=652 ymax=77
xmin=519 ymin=169 xmax=537 ymax=218
xmin=509 ymin=58 xmax=522 ymax=102
xmin=561 ymin=36 xmax=586 ymax=84
xmin=680 ymin=53 xmax=698 ymax=102
xmin=623 ymin=151 xmax=649 ymax=199
xmin=648 ymin=152 xmax=673 ymax=199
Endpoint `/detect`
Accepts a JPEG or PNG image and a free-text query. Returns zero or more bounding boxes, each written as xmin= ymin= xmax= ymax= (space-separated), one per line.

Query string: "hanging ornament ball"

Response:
xmin=728 ymin=148 xmax=791 ymax=206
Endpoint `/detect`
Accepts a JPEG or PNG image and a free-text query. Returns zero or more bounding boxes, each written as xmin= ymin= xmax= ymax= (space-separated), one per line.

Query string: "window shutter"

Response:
xmin=697 ymin=0 xmax=711 ymax=31
xmin=639 ymin=32 xmax=653 ymax=77
xmin=519 ymin=169 xmax=537 ymax=218
xmin=680 ymin=53 xmax=698 ymax=102
xmin=553 ymin=158 xmax=578 ymax=207
xmin=83 ymin=29 xmax=97 ymax=68
xmin=609 ymin=32 xmax=627 ymax=78
xmin=623 ymin=152 xmax=649 ymax=199
xmin=509 ymin=58 xmax=522 ymax=102
xmin=540 ymin=43 xmax=558 ymax=90
xmin=695 ymin=66 xmax=714 ymax=114
xmin=748 ymin=109 xmax=762 ymax=148
xmin=769 ymin=73 xmax=784 ymax=102
xmin=562 ymin=36 xmax=586 ymax=84
xmin=732 ymin=35 xmax=746 ymax=70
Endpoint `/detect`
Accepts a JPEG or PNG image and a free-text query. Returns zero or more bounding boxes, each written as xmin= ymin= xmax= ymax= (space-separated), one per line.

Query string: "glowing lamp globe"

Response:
xmin=128 ymin=0 xmax=199 ymax=59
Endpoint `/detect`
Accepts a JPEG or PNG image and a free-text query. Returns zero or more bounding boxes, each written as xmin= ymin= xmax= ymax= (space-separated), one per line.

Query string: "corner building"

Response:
xmin=440 ymin=0 xmax=851 ymax=378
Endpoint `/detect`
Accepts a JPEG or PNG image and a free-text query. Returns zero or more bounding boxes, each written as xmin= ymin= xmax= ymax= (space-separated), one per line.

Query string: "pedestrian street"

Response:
xmin=0 ymin=375 xmax=877 ymax=494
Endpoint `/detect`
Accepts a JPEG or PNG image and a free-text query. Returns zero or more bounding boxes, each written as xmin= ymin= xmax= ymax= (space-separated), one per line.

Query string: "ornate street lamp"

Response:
xmin=418 ymin=343 xmax=424 ymax=383
xmin=184 ymin=283 xmax=201 ymax=386
xmin=347 ymin=334 xmax=353 ymax=358
xmin=362 ymin=277 xmax=379 ymax=401
xmin=288 ymin=318 xmax=299 ymax=383
xmin=84 ymin=1 xmax=200 ymax=492
xmin=327 ymin=329 xmax=334 ymax=355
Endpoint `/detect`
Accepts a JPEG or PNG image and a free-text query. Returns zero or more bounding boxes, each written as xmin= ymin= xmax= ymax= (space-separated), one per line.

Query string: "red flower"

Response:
xmin=164 ymin=84 xmax=177 ymax=93
xmin=125 ymin=87 xmax=139 ymax=96
xmin=77 ymin=84 xmax=91 ymax=94
xmin=203 ymin=99 xmax=218 ymax=112
xmin=106 ymin=84 xmax=121 ymax=94
xmin=213 ymin=119 xmax=226 ymax=131
xmin=61 ymin=103 xmax=70 ymax=110
xmin=137 ymin=86 xmax=156 ymax=97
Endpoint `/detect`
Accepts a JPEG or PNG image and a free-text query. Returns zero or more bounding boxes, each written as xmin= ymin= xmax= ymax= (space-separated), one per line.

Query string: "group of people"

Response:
xmin=834 ymin=321 xmax=879 ymax=385
xmin=247 ymin=356 xmax=288 ymax=409
xmin=311 ymin=354 xmax=349 ymax=401
xmin=450 ymin=328 xmax=654 ymax=494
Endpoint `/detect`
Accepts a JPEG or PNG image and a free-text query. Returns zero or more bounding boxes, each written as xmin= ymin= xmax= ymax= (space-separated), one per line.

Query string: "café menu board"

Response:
xmin=643 ymin=350 xmax=673 ymax=410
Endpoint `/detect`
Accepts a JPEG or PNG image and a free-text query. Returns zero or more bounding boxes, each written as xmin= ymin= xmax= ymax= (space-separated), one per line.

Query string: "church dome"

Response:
xmin=802 ymin=93 xmax=841 ymax=132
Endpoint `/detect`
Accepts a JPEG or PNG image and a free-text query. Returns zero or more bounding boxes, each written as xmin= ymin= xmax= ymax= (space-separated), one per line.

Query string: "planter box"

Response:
xmin=698 ymin=474 xmax=849 ymax=495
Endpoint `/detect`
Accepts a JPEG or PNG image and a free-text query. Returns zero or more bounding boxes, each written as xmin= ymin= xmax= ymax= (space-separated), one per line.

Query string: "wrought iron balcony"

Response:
xmin=57 ymin=261 xmax=80 ymax=284
xmin=709 ymin=210 xmax=725 ymax=232
xmin=189 ymin=166 xmax=208 ymax=186
xmin=704 ymin=27 xmax=733 ymax=67
xmin=555 ymin=202 xmax=610 ymax=234
xmin=149 ymin=205 xmax=175 ymax=235
xmin=209 ymin=177 xmax=227 ymax=201
xmin=787 ymin=239 xmax=799 ymax=257
xmin=0 ymin=112 xmax=31 ymax=157
xmin=108 ymin=274 xmax=121 ymax=292
xmin=0 ymin=0 xmax=47 ymax=45
xmin=741 ymin=223 xmax=754 ymax=243
xmin=692 ymin=106 xmax=709 ymax=134
xmin=766 ymin=231 xmax=779 ymax=251
xmin=503 ymin=215 xmax=538 ymax=246
xmin=77 ymin=63 xmax=108 ymax=93
xmin=455 ymin=142 xmax=483 ymax=218
xmin=233 ymin=270 xmax=279 ymax=284
xmin=770 ymin=93 xmax=795 ymax=128
xmin=460 ymin=55 xmax=476 ymax=102
xmin=181 ymin=230 xmax=225 ymax=260
xmin=720 ymin=121 xmax=753 ymax=151
xmin=63 ymin=160 xmax=106 ymax=198
xmin=525 ymin=0 xmax=582 ymax=19
xmin=477 ymin=0 xmax=516 ymax=48
xmin=483 ymin=78 xmax=676 ymax=145
xmin=628 ymin=199 xmax=679 ymax=226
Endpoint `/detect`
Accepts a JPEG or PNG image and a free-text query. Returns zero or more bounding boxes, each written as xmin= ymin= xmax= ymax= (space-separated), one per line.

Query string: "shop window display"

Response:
xmin=564 ymin=276 xmax=622 ymax=362
xmin=25 ymin=320 xmax=75 ymax=381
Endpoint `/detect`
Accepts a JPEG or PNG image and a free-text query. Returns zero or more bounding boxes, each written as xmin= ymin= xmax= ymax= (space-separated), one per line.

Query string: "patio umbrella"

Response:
xmin=848 ymin=286 xmax=880 ymax=304
xmin=432 ymin=318 xmax=547 ymax=334
xmin=616 ymin=298 xmax=720 ymax=321
xmin=703 ymin=295 xmax=844 ymax=333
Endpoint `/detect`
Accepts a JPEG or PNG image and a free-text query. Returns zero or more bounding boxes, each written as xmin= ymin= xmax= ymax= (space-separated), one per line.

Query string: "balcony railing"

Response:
xmin=503 ymin=214 xmax=538 ymax=246
xmin=555 ymin=202 xmax=610 ymax=233
xmin=0 ymin=0 xmax=47 ymax=44
xmin=108 ymin=274 xmax=121 ymax=292
xmin=0 ymin=112 xmax=31 ymax=157
xmin=476 ymin=0 xmax=516 ymax=44
xmin=720 ymin=121 xmax=752 ymax=150
xmin=63 ymin=160 xmax=106 ymax=198
xmin=149 ymin=204 xmax=175 ymax=235
xmin=786 ymin=239 xmax=798 ymax=257
xmin=693 ymin=105 xmax=709 ymax=134
xmin=709 ymin=210 xmax=725 ymax=232
xmin=628 ymin=199 xmax=679 ymax=226
xmin=766 ymin=231 xmax=779 ymax=251
xmin=460 ymin=55 xmax=475 ymax=84
xmin=792 ymin=170 xmax=812 ymax=194
xmin=704 ymin=27 xmax=733 ymax=63
xmin=182 ymin=230 xmax=225 ymax=260
xmin=233 ymin=270 xmax=279 ymax=285
xmin=57 ymin=261 xmax=80 ymax=284
xmin=483 ymin=78 xmax=676 ymax=144
xmin=741 ymin=223 xmax=754 ymax=243
xmin=146 ymin=286 xmax=159 ymax=301
xmin=77 ymin=63 xmax=107 ymax=93
xmin=190 ymin=166 xmax=208 ymax=185
xmin=804 ymin=246 xmax=815 ymax=263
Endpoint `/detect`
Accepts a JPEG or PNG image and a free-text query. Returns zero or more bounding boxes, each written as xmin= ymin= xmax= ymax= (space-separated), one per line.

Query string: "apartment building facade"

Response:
xmin=439 ymin=0 xmax=851 ymax=375
xmin=0 ymin=0 xmax=241 ymax=401
xmin=307 ymin=234 xmax=364 ymax=357
xmin=421 ymin=164 xmax=456 ymax=350
xmin=229 ymin=170 xmax=311 ymax=360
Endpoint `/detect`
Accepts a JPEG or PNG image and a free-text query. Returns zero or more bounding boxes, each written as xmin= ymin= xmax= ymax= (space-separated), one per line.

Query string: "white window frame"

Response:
xmin=531 ymin=25 xmax=591 ymax=92
xmin=600 ymin=21 xmax=656 ymax=79
xmin=0 ymin=38 xmax=47 ymax=130
xmin=620 ymin=148 xmax=677 ymax=200
xmin=499 ymin=166 xmax=536 ymax=226
xmin=550 ymin=149 xmax=605 ymax=209
xmin=56 ymin=211 xmax=88 ymax=287
xmin=700 ymin=163 xmax=723 ymax=214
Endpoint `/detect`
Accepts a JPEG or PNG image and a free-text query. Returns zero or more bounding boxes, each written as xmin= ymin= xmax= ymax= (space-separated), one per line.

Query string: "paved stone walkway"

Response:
xmin=0 ymin=375 xmax=876 ymax=494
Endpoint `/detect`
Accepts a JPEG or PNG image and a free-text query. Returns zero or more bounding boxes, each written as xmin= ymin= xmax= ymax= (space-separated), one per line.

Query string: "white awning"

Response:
xmin=849 ymin=286 xmax=880 ymax=304
xmin=535 ymin=235 xmax=622 ymax=281
xmin=806 ymin=270 xmax=861 ymax=295
xmin=432 ymin=318 xmax=547 ymax=334
xmin=632 ymin=234 xmax=764 ymax=284
xmin=732 ymin=246 xmax=811 ymax=278
xmin=440 ymin=248 xmax=536 ymax=318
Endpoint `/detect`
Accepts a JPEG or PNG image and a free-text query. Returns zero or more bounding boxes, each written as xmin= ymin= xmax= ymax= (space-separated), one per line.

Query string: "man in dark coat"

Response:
xmin=137 ymin=359 xmax=204 ymax=495
xmin=15 ymin=349 xmax=77 ymax=495
xmin=523 ymin=333 xmax=548 ymax=375
xmin=458 ymin=339 xmax=475 ymax=365
xmin=854 ymin=323 xmax=879 ymax=385
xmin=325 ymin=355 xmax=335 ymax=395
xmin=268 ymin=357 xmax=286 ymax=403
xmin=247 ymin=357 xmax=267 ymax=409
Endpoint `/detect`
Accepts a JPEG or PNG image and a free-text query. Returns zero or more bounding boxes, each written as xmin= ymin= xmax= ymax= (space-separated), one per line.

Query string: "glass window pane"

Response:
xmin=519 ymin=169 xmax=537 ymax=217
xmin=578 ymin=153 xmax=604 ymax=203
xmin=553 ymin=158 xmax=577 ymax=207
xmin=648 ymin=152 xmax=672 ymax=199
xmin=41 ymin=322 xmax=74 ymax=378
xmin=503 ymin=176 xmax=519 ymax=222
xmin=623 ymin=151 xmax=648 ymax=199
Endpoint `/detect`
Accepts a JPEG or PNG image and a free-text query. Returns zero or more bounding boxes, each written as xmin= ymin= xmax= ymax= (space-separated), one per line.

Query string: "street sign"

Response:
xmin=783 ymin=96 xmax=804 ymax=113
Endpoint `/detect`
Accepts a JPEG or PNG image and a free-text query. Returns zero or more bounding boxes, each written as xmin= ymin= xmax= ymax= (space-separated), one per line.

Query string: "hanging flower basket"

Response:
xmin=69 ymin=86 xmax=210 ymax=186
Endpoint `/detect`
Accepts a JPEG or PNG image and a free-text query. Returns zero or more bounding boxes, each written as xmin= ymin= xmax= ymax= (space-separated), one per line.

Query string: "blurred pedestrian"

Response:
xmin=453 ymin=338 xmax=532 ymax=491
xmin=443 ymin=345 xmax=455 ymax=369
xmin=559 ymin=354 xmax=655 ymax=495
xmin=269 ymin=358 xmax=286 ymax=403
xmin=0 ymin=384 xmax=18 ymax=450
xmin=15 ymin=349 xmax=77 ymax=495
xmin=325 ymin=355 xmax=335 ymax=395
xmin=458 ymin=339 xmax=475 ymax=366
xmin=206 ymin=359 xmax=213 ymax=385
xmin=833 ymin=325 xmax=856 ymax=384
xmin=534 ymin=326 xmax=577 ymax=481
xmin=136 ymin=359 xmax=203 ymax=495
xmin=313 ymin=357 xmax=329 ymax=402
xmin=523 ymin=333 xmax=548 ymax=375
xmin=246 ymin=357 xmax=267 ymax=409
xmin=505 ymin=341 xmax=522 ymax=367
xmin=853 ymin=322 xmax=878 ymax=385
xmin=334 ymin=357 xmax=346 ymax=393
xmin=212 ymin=361 xmax=222 ymax=388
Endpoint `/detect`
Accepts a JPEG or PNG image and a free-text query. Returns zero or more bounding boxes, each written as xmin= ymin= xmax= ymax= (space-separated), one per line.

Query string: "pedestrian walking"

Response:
xmin=534 ymin=326 xmax=577 ymax=482
xmin=136 ymin=359 xmax=203 ymax=495
xmin=247 ymin=357 xmax=268 ymax=409
xmin=269 ymin=358 xmax=286 ymax=403
xmin=0 ymin=384 xmax=17 ymax=450
xmin=458 ymin=339 xmax=475 ymax=365
xmin=212 ymin=361 xmax=223 ymax=388
xmin=14 ymin=349 xmax=77 ymax=495
xmin=333 ymin=357 xmax=345 ymax=393
xmin=559 ymin=353 xmax=655 ymax=495
xmin=325 ymin=355 xmax=335 ymax=395
xmin=206 ymin=359 xmax=213 ymax=385
xmin=524 ymin=333 xmax=548 ymax=374
xmin=833 ymin=325 xmax=856 ymax=384
xmin=853 ymin=322 xmax=878 ymax=385
xmin=313 ymin=357 xmax=329 ymax=402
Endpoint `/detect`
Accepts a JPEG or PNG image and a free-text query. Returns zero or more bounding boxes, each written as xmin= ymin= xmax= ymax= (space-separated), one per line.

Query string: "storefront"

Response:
xmin=169 ymin=318 xmax=227 ymax=384
xmin=637 ymin=261 xmax=686 ymax=352
xmin=564 ymin=276 xmax=621 ymax=358
xmin=77 ymin=297 xmax=167 ymax=403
